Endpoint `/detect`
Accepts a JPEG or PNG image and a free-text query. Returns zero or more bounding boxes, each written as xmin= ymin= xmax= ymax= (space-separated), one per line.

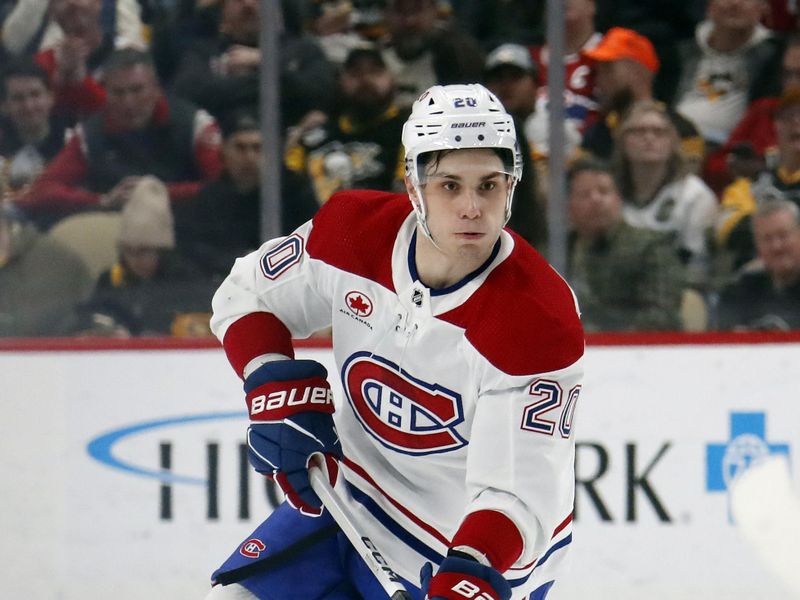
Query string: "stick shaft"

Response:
xmin=309 ymin=465 xmax=412 ymax=599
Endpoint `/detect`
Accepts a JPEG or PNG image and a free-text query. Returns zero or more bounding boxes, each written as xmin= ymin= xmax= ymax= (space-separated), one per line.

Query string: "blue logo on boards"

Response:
xmin=87 ymin=411 xmax=245 ymax=485
xmin=706 ymin=412 xmax=790 ymax=497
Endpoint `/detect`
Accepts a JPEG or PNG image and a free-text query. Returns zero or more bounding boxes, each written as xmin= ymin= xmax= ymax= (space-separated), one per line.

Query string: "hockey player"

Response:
xmin=205 ymin=83 xmax=584 ymax=600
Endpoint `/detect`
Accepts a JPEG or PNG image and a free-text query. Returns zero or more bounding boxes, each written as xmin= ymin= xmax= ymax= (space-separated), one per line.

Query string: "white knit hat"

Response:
xmin=118 ymin=176 xmax=175 ymax=249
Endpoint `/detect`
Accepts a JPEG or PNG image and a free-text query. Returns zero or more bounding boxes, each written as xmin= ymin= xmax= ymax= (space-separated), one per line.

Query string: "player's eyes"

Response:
xmin=480 ymin=181 xmax=497 ymax=191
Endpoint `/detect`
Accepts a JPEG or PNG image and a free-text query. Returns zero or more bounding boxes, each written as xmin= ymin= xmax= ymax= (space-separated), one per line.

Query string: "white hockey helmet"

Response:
xmin=401 ymin=83 xmax=522 ymax=237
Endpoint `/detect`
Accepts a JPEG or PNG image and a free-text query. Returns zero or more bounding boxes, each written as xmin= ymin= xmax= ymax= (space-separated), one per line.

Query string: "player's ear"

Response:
xmin=404 ymin=176 xmax=419 ymax=204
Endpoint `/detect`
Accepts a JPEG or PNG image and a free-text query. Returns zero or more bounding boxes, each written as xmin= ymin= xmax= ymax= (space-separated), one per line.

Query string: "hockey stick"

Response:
xmin=309 ymin=463 xmax=413 ymax=600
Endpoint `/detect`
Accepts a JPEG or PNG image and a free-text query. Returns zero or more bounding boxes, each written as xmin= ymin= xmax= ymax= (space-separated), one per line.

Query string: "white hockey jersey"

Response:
xmin=211 ymin=190 xmax=585 ymax=598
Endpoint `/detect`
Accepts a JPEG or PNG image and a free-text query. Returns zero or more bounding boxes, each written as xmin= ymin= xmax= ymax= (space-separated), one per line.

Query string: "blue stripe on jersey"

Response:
xmin=347 ymin=482 xmax=445 ymax=564
xmin=347 ymin=481 xmax=572 ymax=591
xmin=499 ymin=534 xmax=573 ymax=588
xmin=407 ymin=230 xmax=501 ymax=296
xmin=534 ymin=533 xmax=572 ymax=570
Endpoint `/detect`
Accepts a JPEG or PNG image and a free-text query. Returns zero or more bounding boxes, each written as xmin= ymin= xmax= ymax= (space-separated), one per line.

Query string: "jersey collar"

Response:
xmin=406 ymin=229 xmax=502 ymax=297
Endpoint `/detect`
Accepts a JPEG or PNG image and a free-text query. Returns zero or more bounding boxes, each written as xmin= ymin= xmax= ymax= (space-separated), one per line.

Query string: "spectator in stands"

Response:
xmin=0 ymin=201 xmax=93 ymax=336
xmin=716 ymin=198 xmax=800 ymax=330
xmin=529 ymin=0 xmax=601 ymax=135
xmin=592 ymin=0 xmax=705 ymax=105
xmin=451 ymin=0 xmax=544 ymax=49
xmin=704 ymin=35 xmax=800 ymax=194
xmin=613 ymin=100 xmax=719 ymax=290
xmin=171 ymin=0 xmax=337 ymax=128
xmin=19 ymin=48 xmax=222 ymax=230
xmin=484 ymin=42 xmax=582 ymax=164
xmin=284 ymin=44 xmax=409 ymax=205
xmin=483 ymin=43 xmax=539 ymax=126
xmin=0 ymin=58 xmax=70 ymax=198
xmin=176 ymin=109 xmax=317 ymax=280
xmin=306 ymin=0 xmax=387 ymax=67
xmin=22 ymin=0 xmax=125 ymax=123
xmin=581 ymin=27 xmax=705 ymax=169
xmin=481 ymin=43 xmax=547 ymax=247
xmin=567 ymin=158 xmax=685 ymax=332
xmin=717 ymin=88 xmax=800 ymax=271
xmin=1 ymin=0 xmax=145 ymax=57
xmin=170 ymin=0 xmax=258 ymax=122
xmin=73 ymin=177 xmax=214 ymax=337
xmin=674 ymin=0 xmax=783 ymax=147
xmin=381 ymin=0 xmax=485 ymax=108
xmin=174 ymin=109 xmax=262 ymax=280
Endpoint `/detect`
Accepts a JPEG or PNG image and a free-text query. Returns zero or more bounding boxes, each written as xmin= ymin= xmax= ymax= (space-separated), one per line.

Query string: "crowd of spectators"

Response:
xmin=2 ymin=0 xmax=800 ymax=337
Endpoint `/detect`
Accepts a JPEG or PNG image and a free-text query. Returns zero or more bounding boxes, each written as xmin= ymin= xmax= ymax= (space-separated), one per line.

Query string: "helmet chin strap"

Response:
xmin=410 ymin=184 xmax=443 ymax=251
xmin=410 ymin=178 xmax=516 ymax=254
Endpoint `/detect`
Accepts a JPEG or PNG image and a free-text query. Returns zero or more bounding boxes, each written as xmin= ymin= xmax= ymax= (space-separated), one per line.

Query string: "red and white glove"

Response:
xmin=244 ymin=359 xmax=342 ymax=517
xmin=420 ymin=556 xmax=512 ymax=600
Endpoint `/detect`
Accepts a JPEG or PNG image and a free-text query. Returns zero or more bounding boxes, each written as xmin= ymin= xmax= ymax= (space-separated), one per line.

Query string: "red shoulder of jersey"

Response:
xmin=439 ymin=232 xmax=585 ymax=376
xmin=306 ymin=190 xmax=411 ymax=292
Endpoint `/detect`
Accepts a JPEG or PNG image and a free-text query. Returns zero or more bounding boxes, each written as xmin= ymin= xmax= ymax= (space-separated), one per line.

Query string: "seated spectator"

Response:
xmin=529 ymin=0 xmax=601 ymax=135
xmin=1 ymin=0 xmax=145 ymax=57
xmin=613 ymin=100 xmax=719 ymax=289
xmin=481 ymin=43 xmax=547 ymax=246
xmin=674 ymin=0 xmax=783 ymax=147
xmin=0 ymin=201 xmax=93 ymax=336
xmin=30 ymin=0 xmax=120 ymax=122
xmin=170 ymin=0 xmax=258 ymax=122
xmin=591 ymin=0 xmax=704 ymax=105
xmin=175 ymin=109 xmax=318 ymax=279
xmin=566 ymin=158 xmax=685 ymax=332
xmin=582 ymin=27 xmax=705 ymax=169
xmin=0 ymin=58 xmax=70 ymax=198
xmin=484 ymin=43 xmax=582 ymax=162
xmin=284 ymin=44 xmax=409 ymax=204
xmin=483 ymin=43 xmax=539 ymax=126
xmin=451 ymin=0 xmax=544 ymax=49
xmin=19 ymin=48 xmax=221 ymax=230
xmin=306 ymin=0 xmax=387 ymax=67
xmin=716 ymin=198 xmax=800 ymax=330
xmin=381 ymin=0 xmax=485 ymax=108
xmin=171 ymin=0 xmax=337 ymax=128
xmin=704 ymin=34 xmax=800 ymax=194
xmin=717 ymin=89 xmax=800 ymax=271
xmin=72 ymin=177 xmax=215 ymax=337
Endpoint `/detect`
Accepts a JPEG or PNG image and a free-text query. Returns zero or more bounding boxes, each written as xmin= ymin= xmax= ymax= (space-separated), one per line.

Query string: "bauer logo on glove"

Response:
xmin=243 ymin=359 xmax=342 ymax=517
xmin=249 ymin=384 xmax=334 ymax=416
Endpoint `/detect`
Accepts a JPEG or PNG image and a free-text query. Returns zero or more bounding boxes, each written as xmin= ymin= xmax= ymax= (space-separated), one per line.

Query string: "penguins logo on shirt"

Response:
xmin=341 ymin=352 xmax=467 ymax=456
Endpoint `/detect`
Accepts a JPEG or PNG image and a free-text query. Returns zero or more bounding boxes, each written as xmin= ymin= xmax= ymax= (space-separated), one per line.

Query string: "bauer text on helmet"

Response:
xmin=401 ymin=84 xmax=522 ymax=237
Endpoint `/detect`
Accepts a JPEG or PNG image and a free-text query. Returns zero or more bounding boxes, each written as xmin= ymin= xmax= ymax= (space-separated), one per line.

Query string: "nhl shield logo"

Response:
xmin=345 ymin=291 xmax=373 ymax=317
xmin=341 ymin=352 xmax=466 ymax=456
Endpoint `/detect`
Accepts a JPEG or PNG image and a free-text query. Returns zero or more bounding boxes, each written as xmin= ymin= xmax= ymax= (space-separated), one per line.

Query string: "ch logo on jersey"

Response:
xmin=260 ymin=234 xmax=304 ymax=280
xmin=239 ymin=538 xmax=266 ymax=558
xmin=342 ymin=352 xmax=466 ymax=455
xmin=345 ymin=291 xmax=373 ymax=317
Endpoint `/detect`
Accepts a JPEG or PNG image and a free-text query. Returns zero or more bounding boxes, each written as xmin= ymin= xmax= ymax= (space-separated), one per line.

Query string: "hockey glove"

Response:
xmin=244 ymin=359 xmax=342 ymax=517
xmin=420 ymin=556 xmax=512 ymax=600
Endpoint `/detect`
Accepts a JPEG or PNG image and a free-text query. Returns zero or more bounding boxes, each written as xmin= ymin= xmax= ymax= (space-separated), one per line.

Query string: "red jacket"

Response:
xmin=34 ymin=48 xmax=106 ymax=120
xmin=21 ymin=97 xmax=222 ymax=213
xmin=704 ymin=97 xmax=779 ymax=194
